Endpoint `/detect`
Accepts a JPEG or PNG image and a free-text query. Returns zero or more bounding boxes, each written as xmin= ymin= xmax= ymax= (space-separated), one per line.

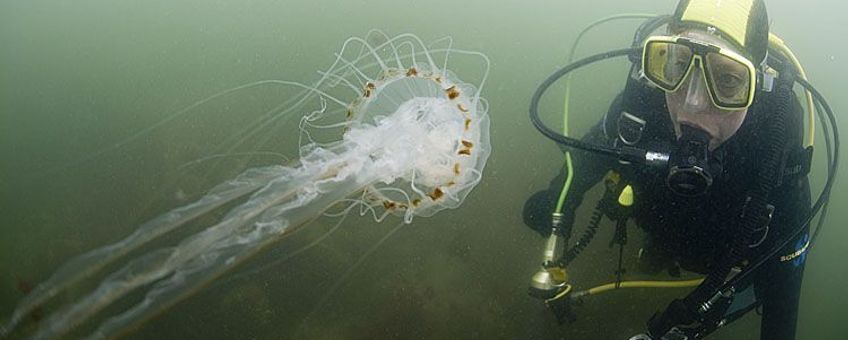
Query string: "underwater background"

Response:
xmin=1 ymin=0 xmax=845 ymax=339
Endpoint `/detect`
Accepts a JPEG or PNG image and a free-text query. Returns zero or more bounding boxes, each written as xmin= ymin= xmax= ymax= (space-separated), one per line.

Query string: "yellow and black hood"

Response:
xmin=671 ymin=0 xmax=770 ymax=65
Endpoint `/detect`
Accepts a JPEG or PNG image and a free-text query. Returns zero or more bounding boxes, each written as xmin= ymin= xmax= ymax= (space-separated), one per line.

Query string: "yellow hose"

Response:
xmin=585 ymin=278 xmax=705 ymax=296
xmin=556 ymin=13 xmax=659 ymax=213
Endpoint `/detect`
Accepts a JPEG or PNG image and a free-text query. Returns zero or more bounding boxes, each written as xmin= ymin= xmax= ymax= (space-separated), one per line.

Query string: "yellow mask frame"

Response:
xmin=642 ymin=35 xmax=758 ymax=110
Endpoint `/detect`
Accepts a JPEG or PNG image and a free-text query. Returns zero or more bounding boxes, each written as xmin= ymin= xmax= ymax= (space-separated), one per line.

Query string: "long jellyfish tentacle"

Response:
xmin=34 ymin=156 xmax=345 ymax=338
xmin=176 ymin=151 xmax=289 ymax=172
xmin=215 ymin=203 xmax=356 ymax=288
xmin=4 ymin=78 xmax=354 ymax=336
xmin=2 ymin=165 xmax=286 ymax=334
xmin=316 ymin=70 xmax=362 ymax=95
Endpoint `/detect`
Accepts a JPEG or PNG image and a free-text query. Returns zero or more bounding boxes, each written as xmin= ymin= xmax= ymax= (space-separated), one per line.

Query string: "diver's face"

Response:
xmin=665 ymin=30 xmax=749 ymax=151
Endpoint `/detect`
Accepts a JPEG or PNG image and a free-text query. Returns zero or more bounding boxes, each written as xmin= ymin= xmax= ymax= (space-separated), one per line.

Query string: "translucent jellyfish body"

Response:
xmin=1 ymin=32 xmax=490 ymax=339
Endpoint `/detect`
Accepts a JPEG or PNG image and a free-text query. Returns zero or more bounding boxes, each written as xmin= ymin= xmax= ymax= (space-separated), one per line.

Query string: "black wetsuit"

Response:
xmin=523 ymin=79 xmax=811 ymax=339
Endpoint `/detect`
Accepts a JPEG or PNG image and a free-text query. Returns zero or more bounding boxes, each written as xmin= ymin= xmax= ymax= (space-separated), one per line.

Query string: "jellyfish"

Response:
xmin=1 ymin=31 xmax=491 ymax=339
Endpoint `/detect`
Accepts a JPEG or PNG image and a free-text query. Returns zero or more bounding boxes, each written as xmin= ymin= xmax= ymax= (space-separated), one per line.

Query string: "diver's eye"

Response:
xmin=716 ymin=73 xmax=743 ymax=89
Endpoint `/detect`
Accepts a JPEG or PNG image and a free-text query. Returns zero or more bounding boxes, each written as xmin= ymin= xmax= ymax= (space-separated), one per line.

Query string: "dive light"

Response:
xmin=528 ymin=213 xmax=569 ymax=299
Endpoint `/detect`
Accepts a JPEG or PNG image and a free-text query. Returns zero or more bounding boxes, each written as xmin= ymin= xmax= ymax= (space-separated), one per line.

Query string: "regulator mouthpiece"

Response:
xmin=667 ymin=125 xmax=713 ymax=196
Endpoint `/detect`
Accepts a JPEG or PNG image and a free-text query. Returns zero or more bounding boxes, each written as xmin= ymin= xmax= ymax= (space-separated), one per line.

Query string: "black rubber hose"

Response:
xmin=809 ymin=93 xmax=832 ymax=246
xmin=559 ymin=199 xmax=605 ymax=266
xmin=632 ymin=15 xmax=671 ymax=46
xmin=529 ymin=47 xmax=640 ymax=158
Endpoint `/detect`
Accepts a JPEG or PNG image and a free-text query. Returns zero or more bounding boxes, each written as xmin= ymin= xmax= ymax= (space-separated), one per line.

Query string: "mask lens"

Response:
xmin=644 ymin=41 xmax=693 ymax=91
xmin=704 ymin=52 xmax=753 ymax=108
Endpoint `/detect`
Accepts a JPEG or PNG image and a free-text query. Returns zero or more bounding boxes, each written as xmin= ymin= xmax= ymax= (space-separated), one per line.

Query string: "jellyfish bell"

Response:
xmin=346 ymin=65 xmax=491 ymax=223
xmin=1 ymin=31 xmax=490 ymax=339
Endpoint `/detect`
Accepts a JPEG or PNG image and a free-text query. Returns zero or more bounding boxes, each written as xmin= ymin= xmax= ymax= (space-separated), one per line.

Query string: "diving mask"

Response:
xmin=642 ymin=35 xmax=758 ymax=110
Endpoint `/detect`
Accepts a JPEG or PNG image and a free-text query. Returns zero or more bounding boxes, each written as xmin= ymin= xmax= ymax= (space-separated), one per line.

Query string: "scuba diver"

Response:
xmin=524 ymin=0 xmax=839 ymax=339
